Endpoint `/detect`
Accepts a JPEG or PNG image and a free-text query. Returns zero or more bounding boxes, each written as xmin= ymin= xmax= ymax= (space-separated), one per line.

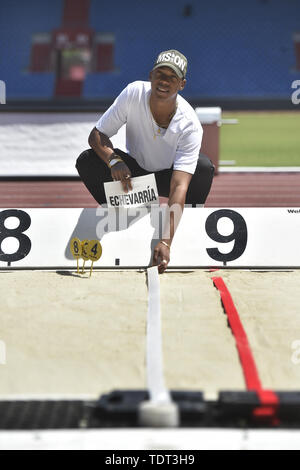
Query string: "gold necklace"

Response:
xmin=150 ymin=102 xmax=178 ymax=140
xmin=150 ymin=114 xmax=164 ymax=139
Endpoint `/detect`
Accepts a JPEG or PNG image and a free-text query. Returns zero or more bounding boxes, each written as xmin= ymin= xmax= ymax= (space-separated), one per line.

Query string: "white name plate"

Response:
xmin=104 ymin=174 xmax=159 ymax=208
xmin=0 ymin=208 xmax=299 ymax=268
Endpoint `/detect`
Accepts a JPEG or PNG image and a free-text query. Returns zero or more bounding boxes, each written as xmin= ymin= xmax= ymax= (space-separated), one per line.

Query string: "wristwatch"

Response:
xmin=108 ymin=153 xmax=123 ymax=168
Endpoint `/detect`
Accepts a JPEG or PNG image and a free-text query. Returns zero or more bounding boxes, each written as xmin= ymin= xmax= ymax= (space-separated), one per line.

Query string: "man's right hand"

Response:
xmin=111 ymin=161 xmax=132 ymax=193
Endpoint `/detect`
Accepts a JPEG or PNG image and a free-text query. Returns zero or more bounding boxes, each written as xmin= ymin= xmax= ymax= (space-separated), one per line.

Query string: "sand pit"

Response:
xmin=218 ymin=270 xmax=300 ymax=390
xmin=0 ymin=271 xmax=147 ymax=396
xmin=0 ymin=269 xmax=300 ymax=399
xmin=159 ymin=271 xmax=245 ymax=396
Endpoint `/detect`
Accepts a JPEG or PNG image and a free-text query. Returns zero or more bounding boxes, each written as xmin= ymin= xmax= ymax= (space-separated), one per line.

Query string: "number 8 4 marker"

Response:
xmin=70 ymin=238 xmax=102 ymax=277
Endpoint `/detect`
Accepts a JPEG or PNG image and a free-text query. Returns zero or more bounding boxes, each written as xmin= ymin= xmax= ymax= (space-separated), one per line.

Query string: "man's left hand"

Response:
xmin=152 ymin=241 xmax=170 ymax=274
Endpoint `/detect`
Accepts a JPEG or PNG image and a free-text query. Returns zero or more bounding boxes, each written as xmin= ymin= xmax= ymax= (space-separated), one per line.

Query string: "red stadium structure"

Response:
xmin=29 ymin=0 xmax=114 ymax=97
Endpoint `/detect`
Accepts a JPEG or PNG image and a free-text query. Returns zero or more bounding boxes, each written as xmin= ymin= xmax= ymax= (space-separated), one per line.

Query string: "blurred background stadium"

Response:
xmin=1 ymin=1 xmax=300 ymax=449
xmin=0 ymin=0 xmax=299 ymax=205
xmin=0 ymin=0 xmax=299 ymax=106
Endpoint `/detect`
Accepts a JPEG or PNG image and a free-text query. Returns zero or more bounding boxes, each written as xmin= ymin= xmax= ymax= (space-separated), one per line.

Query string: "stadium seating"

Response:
xmin=0 ymin=0 xmax=299 ymax=99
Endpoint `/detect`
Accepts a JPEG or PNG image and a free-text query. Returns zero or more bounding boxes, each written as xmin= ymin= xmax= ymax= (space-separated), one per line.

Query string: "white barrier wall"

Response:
xmin=0 ymin=208 xmax=299 ymax=268
xmin=0 ymin=109 xmax=220 ymax=177
xmin=0 ymin=113 xmax=125 ymax=177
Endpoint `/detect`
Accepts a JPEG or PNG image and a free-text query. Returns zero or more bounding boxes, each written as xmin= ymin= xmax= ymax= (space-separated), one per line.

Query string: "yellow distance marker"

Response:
xmin=86 ymin=240 xmax=102 ymax=277
xmin=70 ymin=237 xmax=82 ymax=274
xmin=81 ymin=239 xmax=90 ymax=274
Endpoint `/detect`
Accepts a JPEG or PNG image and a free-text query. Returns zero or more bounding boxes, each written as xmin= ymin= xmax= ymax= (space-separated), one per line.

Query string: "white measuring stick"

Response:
xmin=139 ymin=267 xmax=179 ymax=427
xmin=146 ymin=266 xmax=170 ymax=404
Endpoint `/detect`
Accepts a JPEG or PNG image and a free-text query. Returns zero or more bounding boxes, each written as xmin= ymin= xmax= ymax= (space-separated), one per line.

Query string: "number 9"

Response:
xmin=205 ymin=209 xmax=248 ymax=263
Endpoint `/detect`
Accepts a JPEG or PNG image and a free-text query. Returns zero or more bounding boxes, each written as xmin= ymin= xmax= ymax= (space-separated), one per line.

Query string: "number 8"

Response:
xmin=0 ymin=210 xmax=32 ymax=262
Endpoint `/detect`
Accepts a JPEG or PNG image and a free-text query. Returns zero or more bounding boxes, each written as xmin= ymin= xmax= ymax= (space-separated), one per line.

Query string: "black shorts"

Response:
xmin=76 ymin=148 xmax=214 ymax=205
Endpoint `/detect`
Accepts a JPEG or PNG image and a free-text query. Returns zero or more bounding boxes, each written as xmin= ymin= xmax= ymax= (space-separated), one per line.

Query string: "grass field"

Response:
xmin=220 ymin=111 xmax=300 ymax=166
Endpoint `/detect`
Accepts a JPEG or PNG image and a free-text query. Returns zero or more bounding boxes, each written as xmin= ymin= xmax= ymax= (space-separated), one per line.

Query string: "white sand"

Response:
xmin=218 ymin=270 xmax=300 ymax=390
xmin=0 ymin=271 xmax=147 ymax=396
xmin=1 ymin=269 xmax=300 ymax=398
xmin=160 ymin=271 xmax=245 ymax=397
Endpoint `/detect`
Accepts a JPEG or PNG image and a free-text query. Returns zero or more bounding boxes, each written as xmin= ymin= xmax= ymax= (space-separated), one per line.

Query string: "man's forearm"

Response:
xmin=88 ymin=127 xmax=115 ymax=166
xmin=88 ymin=127 xmax=132 ymax=192
xmin=161 ymin=186 xmax=186 ymax=246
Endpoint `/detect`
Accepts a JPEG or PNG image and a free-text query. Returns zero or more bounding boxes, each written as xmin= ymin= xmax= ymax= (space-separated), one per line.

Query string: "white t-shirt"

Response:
xmin=95 ymin=81 xmax=203 ymax=174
